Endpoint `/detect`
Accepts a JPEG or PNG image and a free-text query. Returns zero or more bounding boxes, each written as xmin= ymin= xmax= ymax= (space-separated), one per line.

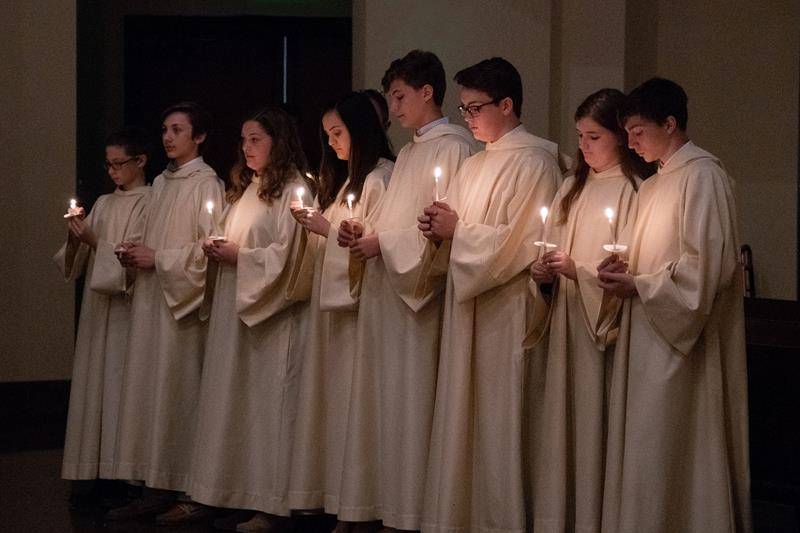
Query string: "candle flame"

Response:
xmin=540 ymin=206 xmax=549 ymax=223
xmin=296 ymin=187 xmax=305 ymax=198
xmin=305 ymin=172 xmax=314 ymax=180
xmin=346 ymin=193 xmax=355 ymax=206
xmin=206 ymin=200 xmax=214 ymax=214
xmin=604 ymin=207 xmax=615 ymax=222
xmin=433 ymin=166 xmax=442 ymax=179
xmin=69 ymin=198 xmax=77 ymax=210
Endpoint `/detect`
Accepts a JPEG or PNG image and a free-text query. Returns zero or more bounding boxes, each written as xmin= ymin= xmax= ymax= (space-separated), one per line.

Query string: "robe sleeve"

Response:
xmin=90 ymin=194 xmax=149 ymax=296
xmin=634 ymin=165 xmax=739 ymax=355
xmin=378 ymin=139 xmax=471 ymax=311
xmin=450 ymin=154 xmax=560 ymax=303
xmin=154 ymin=177 xmax=224 ymax=320
xmin=236 ymin=192 xmax=307 ymax=327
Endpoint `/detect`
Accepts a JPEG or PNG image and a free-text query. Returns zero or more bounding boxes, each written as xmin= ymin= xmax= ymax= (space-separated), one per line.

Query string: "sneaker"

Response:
xmin=155 ymin=501 xmax=217 ymax=525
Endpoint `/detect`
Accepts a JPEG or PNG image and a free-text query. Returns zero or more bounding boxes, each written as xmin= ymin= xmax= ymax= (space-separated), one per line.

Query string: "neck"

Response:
xmin=658 ymin=133 xmax=690 ymax=165
xmin=413 ymin=108 xmax=444 ymax=131
xmin=122 ymin=175 xmax=146 ymax=191
xmin=487 ymin=119 xmax=521 ymax=143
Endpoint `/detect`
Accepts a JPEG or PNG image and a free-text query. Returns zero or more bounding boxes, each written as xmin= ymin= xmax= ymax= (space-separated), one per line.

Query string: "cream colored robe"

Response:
xmin=186 ymin=174 xmax=309 ymax=515
xmin=418 ymin=125 xmax=561 ymax=533
xmin=601 ymin=142 xmax=751 ymax=533
xmin=287 ymin=159 xmax=393 ymax=513
xmin=56 ymin=186 xmax=150 ymax=480
xmin=527 ymin=166 xmax=639 ymax=533
xmin=112 ymin=158 xmax=223 ymax=491
xmin=337 ymin=123 xmax=476 ymax=528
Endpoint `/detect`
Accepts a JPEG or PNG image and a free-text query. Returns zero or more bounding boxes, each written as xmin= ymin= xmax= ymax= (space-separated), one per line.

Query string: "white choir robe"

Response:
xmin=287 ymin=159 xmax=393 ymax=513
xmin=56 ymin=186 xmax=150 ymax=480
xmin=337 ymin=122 xmax=477 ymax=529
xmin=600 ymin=142 xmax=751 ymax=533
xmin=418 ymin=125 xmax=561 ymax=533
xmin=187 ymin=174 xmax=309 ymax=515
xmin=523 ymin=165 xmax=639 ymax=533
xmin=112 ymin=158 xmax=223 ymax=491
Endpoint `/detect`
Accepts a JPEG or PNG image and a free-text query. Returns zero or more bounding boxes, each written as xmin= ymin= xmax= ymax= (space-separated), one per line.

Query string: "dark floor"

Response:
xmin=1 ymin=449 xmax=798 ymax=532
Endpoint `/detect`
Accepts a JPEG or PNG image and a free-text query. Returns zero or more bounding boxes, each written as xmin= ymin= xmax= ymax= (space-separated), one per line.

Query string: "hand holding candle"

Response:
xmin=64 ymin=198 xmax=84 ymax=218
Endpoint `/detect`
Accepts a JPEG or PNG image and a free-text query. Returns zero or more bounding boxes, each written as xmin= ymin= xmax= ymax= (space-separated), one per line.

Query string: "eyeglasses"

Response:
xmin=458 ymin=99 xmax=500 ymax=118
xmin=104 ymin=157 xmax=138 ymax=170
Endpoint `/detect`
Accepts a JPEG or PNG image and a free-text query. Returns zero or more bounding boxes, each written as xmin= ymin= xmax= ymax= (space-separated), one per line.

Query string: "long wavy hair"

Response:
xmin=559 ymin=88 xmax=654 ymax=224
xmin=316 ymin=91 xmax=394 ymax=211
xmin=226 ymin=105 xmax=308 ymax=205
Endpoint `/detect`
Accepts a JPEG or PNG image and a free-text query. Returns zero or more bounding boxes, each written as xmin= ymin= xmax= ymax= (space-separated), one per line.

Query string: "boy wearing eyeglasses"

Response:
xmin=56 ymin=127 xmax=151 ymax=503
xmin=414 ymin=57 xmax=561 ymax=532
xmin=334 ymin=50 xmax=476 ymax=531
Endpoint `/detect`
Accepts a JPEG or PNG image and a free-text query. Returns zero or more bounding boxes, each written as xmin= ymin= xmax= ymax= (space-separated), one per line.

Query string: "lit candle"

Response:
xmin=346 ymin=193 xmax=355 ymax=219
xmin=604 ymin=207 xmax=616 ymax=248
xmin=64 ymin=198 xmax=79 ymax=218
xmin=540 ymin=206 xmax=549 ymax=244
xmin=433 ymin=166 xmax=442 ymax=202
xmin=206 ymin=200 xmax=221 ymax=237
xmin=296 ymin=187 xmax=306 ymax=209
xmin=69 ymin=198 xmax=77 ymax=211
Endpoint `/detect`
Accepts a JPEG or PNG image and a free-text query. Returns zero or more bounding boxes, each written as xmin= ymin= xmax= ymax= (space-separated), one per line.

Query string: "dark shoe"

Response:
xmin=155 ymin=501 xmax=216 ymax=526
xmin=213 ymin=510 xmax=256 ymax=530
xmin=105 ymin=496 xmax=173 ymax=521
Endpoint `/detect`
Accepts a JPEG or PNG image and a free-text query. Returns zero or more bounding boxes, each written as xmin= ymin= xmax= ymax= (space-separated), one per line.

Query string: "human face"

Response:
xmin=105 ymin=145 xmax=145 ymax=190
xmin=241 ymin=120 xmax=273 ymax=174
xmin=386 ymin=79 xmax=431 ymax=129
xmin=322 ymin=110 xmax=351 ymax=161
xmin=624 ymin=115 xmax=671 ymax=163
xmin=162 ymin=112 xmax=204 ymax=165
xmin=459 ymin=87 xmax=509 ymax=143
xmin=576 ymin=117 xmax=620 ymax=172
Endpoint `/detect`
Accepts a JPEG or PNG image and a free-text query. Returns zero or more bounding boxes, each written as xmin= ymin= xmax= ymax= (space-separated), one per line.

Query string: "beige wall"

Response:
xmin=355 ymin=0 xmax=799 ymax=300
xmin=0 ymin=1 xmax=77 ymax=381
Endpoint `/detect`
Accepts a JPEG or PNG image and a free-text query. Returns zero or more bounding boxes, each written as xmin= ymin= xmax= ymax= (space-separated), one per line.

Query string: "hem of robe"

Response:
xmin=62 ymin=461 xmax=116 ymax=480
xmin=378 ymin=509 xmax=422 ymax=531
xmin=287 ymin=489 xmax=324 ymax=511
xmin=533 ymin=517 xmax=600 ymax=533
xmin=336 ymin=504 xmax=380 ymax=523
xmin=323 ymin=494 xmax=340 ymax=515
xmin=421 ymin=522 xmax=526 ymax=533
xmin=112 ymin=464 xmax=189 ymax=493
xmin=188 ymin=482 xmax=290 ymax=517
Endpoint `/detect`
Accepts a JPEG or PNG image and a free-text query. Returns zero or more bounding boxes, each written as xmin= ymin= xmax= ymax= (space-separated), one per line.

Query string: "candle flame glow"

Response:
xmin=540 ymin=206 xmax=549 ymax=223
xmin=69 ymin=198 xmax=77 ymax=210
xmin=433 ymin=166 xmax=442 ymax=179
xmin=206 ymin=200 xmax=214 ymax=214
xmin=604 ymin=207 xmax=614 ymax=222
xmin=346 ymin=193 xmax=355 ymax=207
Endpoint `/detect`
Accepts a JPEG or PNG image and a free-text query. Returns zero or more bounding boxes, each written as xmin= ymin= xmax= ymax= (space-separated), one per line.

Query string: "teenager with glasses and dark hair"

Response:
xmin=334 ymin=50 xmax=477 ymax=531
xmin=56 ymin=127 xmax=151 ymax=506
xmin=285 ymin=92 xmax=394 ymax=532
xmin=597 ymin=77 xmax=751 ymax=533
xmin=107 ymin=102 xmax=224 ymax=524
xmin=528 ymin=88 xmax=652 ymax=533
xmin=416 ymin=56 xmax=561 ymax=533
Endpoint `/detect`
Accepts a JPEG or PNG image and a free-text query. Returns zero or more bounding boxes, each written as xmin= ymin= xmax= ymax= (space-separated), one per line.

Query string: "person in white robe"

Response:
xmin=57 ymin=128 xmax=151 ymax=496
xmin=415 ymin=58 xmax=561 ymax=533
xmin=183 ymin=105 xmax=312 ymax=533
xmin=107 ymin=103 xmax=224 ymax=524
xmin=526 ymin=89 xmax=652 ymax=533
xmin=335 ymin=50 xmax=477 ymax=531
xmin=285 ymin=92 xmax=394 ymax=533
xmin=597 ymin=78 xmax=751 ymax=533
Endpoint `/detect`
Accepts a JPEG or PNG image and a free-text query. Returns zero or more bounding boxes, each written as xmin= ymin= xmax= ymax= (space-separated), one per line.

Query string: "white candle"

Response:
xmin=206 ymin=200 xmax=220 ymax=236
xmin=346 ymin=193 xmax=355 ymax=219
xmin=540 ymin=206 xmax=549 ymax=244
xmin=69 ymin=198 xmax=77 ymax=211
xmin=296 ymin=187 xmax=306 ymax=209
xmin=433 ymin=166 xmax=442 ymax=202
xmin=604 ymin=207 xmax=616 ymax=247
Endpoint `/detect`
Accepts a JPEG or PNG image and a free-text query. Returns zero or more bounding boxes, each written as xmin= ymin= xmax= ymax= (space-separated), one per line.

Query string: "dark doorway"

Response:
xmin=123 ymin=15 xmax=352 ymax=186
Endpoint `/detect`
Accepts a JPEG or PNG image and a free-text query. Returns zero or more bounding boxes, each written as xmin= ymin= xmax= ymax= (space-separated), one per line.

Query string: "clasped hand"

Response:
xmin=202 ymin=239 xmax=239 ymax=265
xmin=116 ymin=242 xmax=155 ymax=269
xmin=417 ymin=201 xmax=458 ymax=242
xmin=596 ymin=254 xmax=637 ymax=298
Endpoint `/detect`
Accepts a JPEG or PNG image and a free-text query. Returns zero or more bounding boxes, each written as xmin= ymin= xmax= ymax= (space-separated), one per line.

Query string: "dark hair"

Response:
xmin=363 ymin=88 xmax=390 ymax=131
xmin=381 ymin=50 xmax=446 ymax=106
xmin=227 ymin=105 xmax=308 ymax=205
xmin=317 ymin=92 xmax=395 ymax=211
xmin=619 ymin=77 xmax=688 ymax=131
xmin=559 ymin=88 xmax=655 ymax=224
xmin=160 ymin=101 xmax=212 ymax=154
xmin=105 ymin=126 xmax=152 ymax=159
xmin=454 ymin=57 xmax=523 ymax=118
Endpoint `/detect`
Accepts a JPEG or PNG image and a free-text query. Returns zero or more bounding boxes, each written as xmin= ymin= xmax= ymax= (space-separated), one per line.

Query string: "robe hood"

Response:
xmin=485 ymin=124 xmax=559 ymax=159
xmin=659 ymin=141 xmax=722 ymax=175
xmin=413 ymin=122 xmax=477 ymax=148
xmin=163 ymin=157 xmax=217 ymax=180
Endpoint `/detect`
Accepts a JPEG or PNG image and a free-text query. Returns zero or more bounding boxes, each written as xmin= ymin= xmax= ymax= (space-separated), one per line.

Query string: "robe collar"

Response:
xmin=485 ymin=123 xmax=559 ymax=158
xmin=412 ymin=121 xmax=475 ymax=146
xmin=163 ymin=156 xmax=209 ymax=179
xmin=415 ymin=116 xmax=449 ymax=137
xmin=113 ymin=184 xmax=150 ymax=197
xmin=589 ymin=163 xmax=624 ymax=180
xmin=657 ymin=141 xmax=721 ymax=175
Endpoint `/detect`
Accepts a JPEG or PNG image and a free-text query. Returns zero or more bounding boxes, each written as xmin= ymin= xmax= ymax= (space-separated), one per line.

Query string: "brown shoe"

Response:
xmin=155 ymin=501 xmax=216 ymax=525
xmin=105 ymin=496 xmax=173 ymax=521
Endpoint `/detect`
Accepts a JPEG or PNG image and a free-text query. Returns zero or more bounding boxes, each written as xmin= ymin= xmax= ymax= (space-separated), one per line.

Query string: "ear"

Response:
xmin=193 ymin=132 xmax=208 ymax=145
xmin=421 ymin=84 xmax=434 ymax=103
xmin=136 ymin=154 xmax=148 ymax=168
xmin=664 ymin=116 xmax=677 ymax=134
xmin=500 ymin=96 xmax=514 ymax=116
